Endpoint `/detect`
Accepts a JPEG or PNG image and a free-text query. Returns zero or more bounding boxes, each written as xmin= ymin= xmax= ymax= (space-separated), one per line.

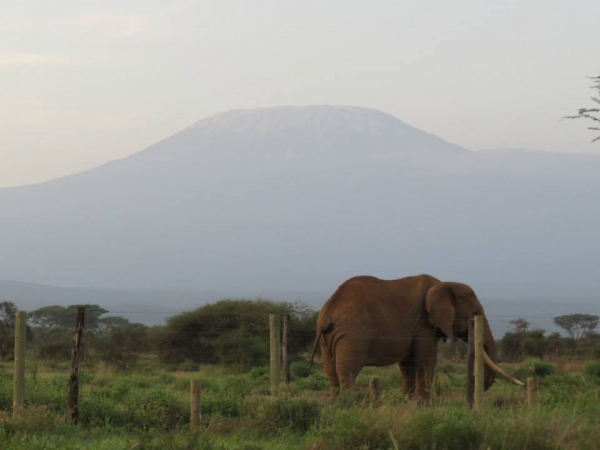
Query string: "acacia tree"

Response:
xmin=501 ymin=317 xmax=547 ymax=361
xmin=553 ymin=314 xmax=599 ymax=340
xmin=28 ymin=305 xmax=109 ymax=332
xmin=565 ymin=75 xmax=600 ymax=142
xmin=509 ymin=317 xmax=530 ymax=334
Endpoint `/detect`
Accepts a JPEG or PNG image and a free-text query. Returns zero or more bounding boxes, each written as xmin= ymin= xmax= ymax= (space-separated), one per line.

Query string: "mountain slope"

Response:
xmin=0 ymin=105 xmax=599 ymax=305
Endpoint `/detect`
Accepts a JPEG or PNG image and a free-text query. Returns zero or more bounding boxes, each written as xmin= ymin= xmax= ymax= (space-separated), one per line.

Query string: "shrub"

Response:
xmin=584 ymin=361 xmax=600 ymax=379
xmin=157 ymin=299 xmax=316 ymax=368
xmin=248 ymin=366 xmax=268 ymax=379
xmin=488 ymin=389 xmax=525 ymax=407
xmin=213 ymin=328 xmax=269 ymax=368
xmin=177 ymin=359 xmax=200 ymax=372
xmin=290 ymin=360 xmax=312 ymax=379
xmin=201 ymin=391 xmax=243 ymax=418
xmin=93 ymin=326 xmax=149 ymax=371
xmin=38 ymin=342 xmax=71 ymax=360
xmin=295 ymin=373 xmax=329 ymax=391
xmin=130 ymin=388 xmax=184 ymax=430
xmin=529 ymin=360 xmax=555 ymax=377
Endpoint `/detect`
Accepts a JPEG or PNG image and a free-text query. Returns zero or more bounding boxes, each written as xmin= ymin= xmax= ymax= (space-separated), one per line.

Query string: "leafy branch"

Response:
xmin=564 ymin=75 xmax=600 ymax=142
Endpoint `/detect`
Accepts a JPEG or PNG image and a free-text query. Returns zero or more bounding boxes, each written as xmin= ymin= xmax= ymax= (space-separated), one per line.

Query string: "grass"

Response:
xmin=0 ymin=356 xmax=598 ymax=449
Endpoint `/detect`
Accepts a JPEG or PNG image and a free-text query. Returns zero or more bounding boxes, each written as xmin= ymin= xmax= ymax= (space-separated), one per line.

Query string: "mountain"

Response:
xmin=0 ymin=105 xmax=598 ymax=317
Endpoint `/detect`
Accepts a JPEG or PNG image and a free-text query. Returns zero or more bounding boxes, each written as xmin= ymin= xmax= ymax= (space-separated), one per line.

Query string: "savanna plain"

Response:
xmin=1 ymin=300 xmax=599 ymax=450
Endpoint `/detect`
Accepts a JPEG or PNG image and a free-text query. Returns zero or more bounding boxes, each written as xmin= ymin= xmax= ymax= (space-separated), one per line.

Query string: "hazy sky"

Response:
xmin=1 ymin=0 xmax=599 ymax=187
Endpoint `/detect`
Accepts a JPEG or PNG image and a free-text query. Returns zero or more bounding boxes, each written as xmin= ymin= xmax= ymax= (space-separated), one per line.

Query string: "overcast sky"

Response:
xmin=1 ymin=0 xmax=599 ymax=187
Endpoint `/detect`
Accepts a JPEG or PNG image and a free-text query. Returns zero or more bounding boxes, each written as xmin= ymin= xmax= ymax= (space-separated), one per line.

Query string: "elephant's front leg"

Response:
xmin=398 ymin=360 xmax=416 ymax=398
xmin=413 ymin=332 xmax=438 ymax=402
xmin=414 ymin=363 xmax=435 ymax=402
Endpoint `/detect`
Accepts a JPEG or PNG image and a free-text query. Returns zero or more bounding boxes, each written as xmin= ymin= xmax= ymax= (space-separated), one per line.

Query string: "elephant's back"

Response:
xmin=318 ymin=274 xmax=439 ymax=328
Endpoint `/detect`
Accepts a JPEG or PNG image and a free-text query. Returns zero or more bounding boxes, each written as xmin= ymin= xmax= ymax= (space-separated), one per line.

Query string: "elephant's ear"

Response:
xmin=425 ymin=284 xmax=456 ymax=341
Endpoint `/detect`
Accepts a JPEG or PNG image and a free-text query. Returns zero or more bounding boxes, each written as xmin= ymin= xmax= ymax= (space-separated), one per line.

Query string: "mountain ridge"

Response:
xmin=0 ymin=105 xmax=598 ymax=309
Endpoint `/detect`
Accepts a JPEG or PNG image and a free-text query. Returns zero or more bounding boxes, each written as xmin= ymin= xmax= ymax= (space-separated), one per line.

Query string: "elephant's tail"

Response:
xmin=308 ymin=327 xmax=324 ymax=368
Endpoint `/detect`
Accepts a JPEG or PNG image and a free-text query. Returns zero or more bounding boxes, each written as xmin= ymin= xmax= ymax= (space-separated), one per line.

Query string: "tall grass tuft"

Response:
xmin=243 ymin=394 xmax=321 ymax=435
xmin=584 ymin=361 xmax=600 ymax=380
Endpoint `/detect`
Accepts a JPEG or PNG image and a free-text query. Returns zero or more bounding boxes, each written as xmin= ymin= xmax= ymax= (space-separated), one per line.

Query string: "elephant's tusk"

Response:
xmin=483 ymin=351 xmax=524 ymax=386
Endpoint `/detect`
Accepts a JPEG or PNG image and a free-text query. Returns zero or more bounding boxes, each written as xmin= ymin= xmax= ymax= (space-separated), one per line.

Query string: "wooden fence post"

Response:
xmin=527 ymin=377 xmax=537 ymax=406
xmin=190 ymin=380 xmax=201 ymax=428
xmin=370 ymin=377 xmax=380 ymax=408
xmin=282 ymin=314 xmax=290 ymax=386
xmin=466 ymin=318 xmax=474 ymax=408
xmin=269 ymin=314 xmax=281 ymax=395
xmin=13 ymin=310 xmax=26 ymax=417
xmin=69 ymin=307 xmax=85 ymax=425
xmin=474 ymin=315 xmax=484 ymax=410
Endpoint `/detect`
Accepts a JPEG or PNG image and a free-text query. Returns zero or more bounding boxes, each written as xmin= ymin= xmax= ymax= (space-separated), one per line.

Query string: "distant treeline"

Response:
xmin=0 ymin=300 xmax=597 ymax=370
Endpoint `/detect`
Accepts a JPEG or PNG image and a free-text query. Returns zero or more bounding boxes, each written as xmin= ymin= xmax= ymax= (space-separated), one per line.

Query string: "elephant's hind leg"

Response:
xmin=320 ymin=340 xmax=340 ymax=394
xmin=334 ymin=340 xmax=367 ymax=389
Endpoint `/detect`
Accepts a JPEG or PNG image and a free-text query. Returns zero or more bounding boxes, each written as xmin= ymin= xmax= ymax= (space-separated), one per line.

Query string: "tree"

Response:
xmin=509 ymin=317 xmax=530 ymax=334
xmin=28 ymin=306 xmax=68 ymax=329
xmin=576 ymin=331 xmax=600 ymax=360
xmin=500 ymin=331 xmax=522 ymax=361
xmin=94 ymin=323 xmax=150 ymax=370
xmin=0 ymin=301 xmax=17 ymax=359
xmin=521 ymin=329 xmax=547 ymax=360
xmin=158 ymin=298 xmax=317 ymax=368
xmin=545 ymin=332 xmax=564 ymax=359
xmin=28 ymin=305 xmax=109 ymax=332
xmin=553 ymin=314 xmax=599 ymax=340
xmin=96 ymin=316 xmax=131 ymax=333
xmin=565 ymin=75 xmax=600 ymax=142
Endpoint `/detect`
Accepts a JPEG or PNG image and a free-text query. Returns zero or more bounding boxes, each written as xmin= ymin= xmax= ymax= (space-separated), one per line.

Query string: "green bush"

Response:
xmin=290 ymin=360 xmax=312 ymax=379
xmin=294 ymin=373 xmax=329 ymax=391
xmin=201 ymin=391 xmax=243 ymax=418
xmin=529 ymin=360 xmax=555 ymax=377
xmin=243 ymin=395 xmax=321 ymax=434
xmin=37 ymin=342 xmax=72 ymax=360
xmin=157 ymin=299 xmax=317 ymax=368
xmin=248 ymin=366 xmax=268 ymax=379
xmin=584 ymin=361 xmax=600 ymax=379
xmin=177 ymin=359 xmax=200 ymax=372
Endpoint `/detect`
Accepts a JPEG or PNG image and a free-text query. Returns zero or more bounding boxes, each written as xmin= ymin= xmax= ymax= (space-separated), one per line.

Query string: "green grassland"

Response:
xmin=0 ymin=357 xmax=599 ymax=450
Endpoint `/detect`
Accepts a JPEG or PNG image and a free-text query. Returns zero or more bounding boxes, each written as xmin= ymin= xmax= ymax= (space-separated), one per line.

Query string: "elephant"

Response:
xmin=309 ymin=274 xmax=522 ymax=401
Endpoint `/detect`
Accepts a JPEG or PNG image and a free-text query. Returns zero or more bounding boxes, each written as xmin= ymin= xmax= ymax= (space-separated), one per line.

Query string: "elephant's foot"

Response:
xmin=414 ymin=393 xmax=431 ymax=405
